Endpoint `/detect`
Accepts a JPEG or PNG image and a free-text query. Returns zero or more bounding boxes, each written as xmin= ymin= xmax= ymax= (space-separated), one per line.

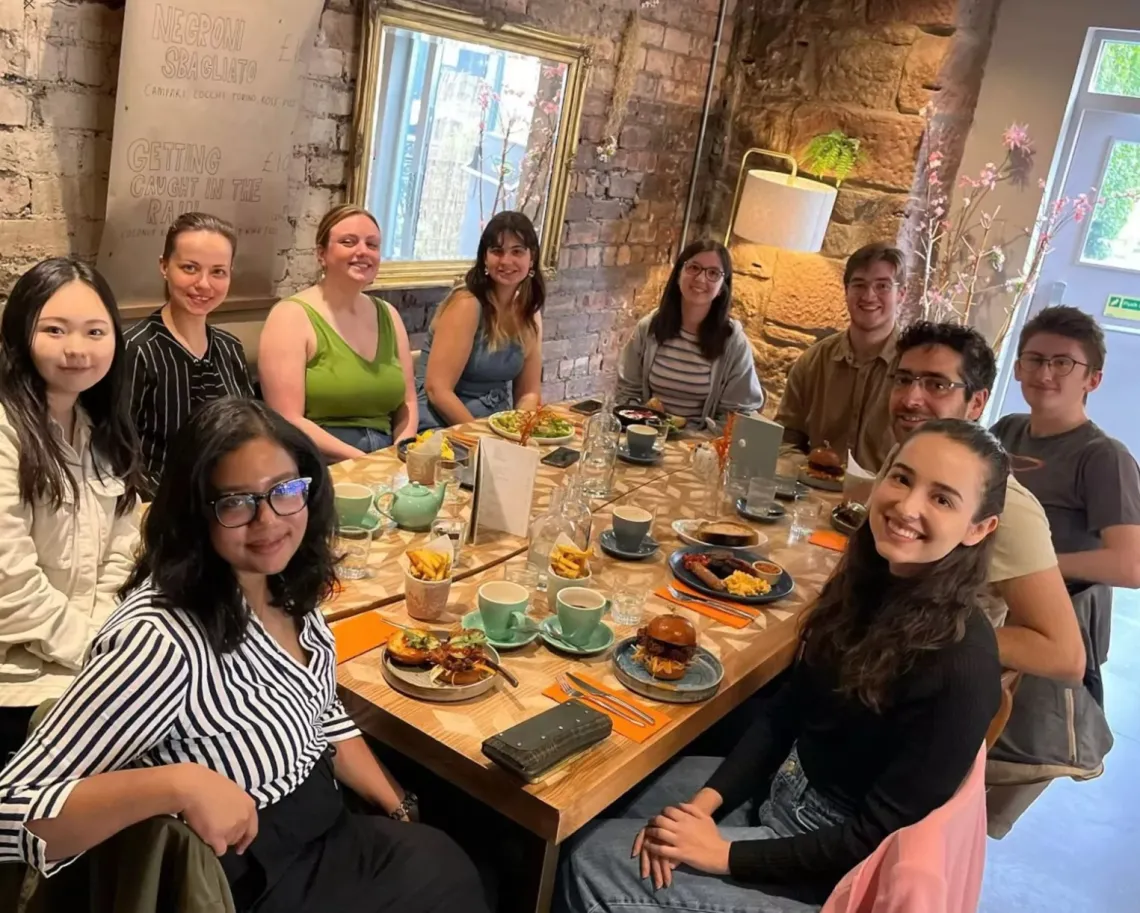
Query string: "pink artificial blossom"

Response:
xmin=1002 ymin=124 xmax=1032 ymax=152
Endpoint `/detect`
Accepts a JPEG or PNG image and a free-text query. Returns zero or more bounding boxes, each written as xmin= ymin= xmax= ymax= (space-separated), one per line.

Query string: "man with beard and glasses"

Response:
xmin=883 ymin=321 xmax=1104 ymax=837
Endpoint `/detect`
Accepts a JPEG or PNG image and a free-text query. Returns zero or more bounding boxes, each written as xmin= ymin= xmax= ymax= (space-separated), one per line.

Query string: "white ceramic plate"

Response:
xmin=487 ymin=411 xmax=576 ymax=445
xmin=671 ymin=518 xmax=767 ymax=551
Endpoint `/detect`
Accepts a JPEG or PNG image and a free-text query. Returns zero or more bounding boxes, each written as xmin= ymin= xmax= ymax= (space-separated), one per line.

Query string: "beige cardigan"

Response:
xmin=0 ymin=404 xmax=138 ymax=707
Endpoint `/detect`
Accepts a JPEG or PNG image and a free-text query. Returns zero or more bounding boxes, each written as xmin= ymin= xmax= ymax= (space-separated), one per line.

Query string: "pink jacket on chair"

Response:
xmin=821 ymin=743 xmax=988 ymax=913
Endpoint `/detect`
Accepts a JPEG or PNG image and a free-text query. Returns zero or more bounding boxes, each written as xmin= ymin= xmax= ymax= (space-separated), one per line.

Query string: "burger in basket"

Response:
xmin=632 ymin=616 xmax=698 ymax=681
xmin=804 ymin=441 xmax=845 ymax=484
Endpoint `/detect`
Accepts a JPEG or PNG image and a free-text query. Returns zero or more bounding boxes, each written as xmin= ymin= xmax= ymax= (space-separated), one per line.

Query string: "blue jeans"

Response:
xmin=556 ymin=749 xmax=849 ymax=913
xmin=321 ymin=424 xmax=393 ymax=454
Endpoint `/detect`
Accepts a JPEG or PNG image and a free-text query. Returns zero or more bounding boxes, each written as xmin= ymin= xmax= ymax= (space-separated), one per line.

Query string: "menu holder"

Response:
xmin=468 ymin=435 xmax=539 ymax=544
xmin=728 ymin=413 xmax=783 ymax=481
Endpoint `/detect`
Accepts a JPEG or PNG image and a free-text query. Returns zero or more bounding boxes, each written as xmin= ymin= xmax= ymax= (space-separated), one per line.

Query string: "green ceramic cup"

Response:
xmin=555 ymin=586 xmax=606 ymax=647
xmin=334 ymin=482 xmax=376 ymax=527
xmin=477 ymin=581 xmax=530 ymax=640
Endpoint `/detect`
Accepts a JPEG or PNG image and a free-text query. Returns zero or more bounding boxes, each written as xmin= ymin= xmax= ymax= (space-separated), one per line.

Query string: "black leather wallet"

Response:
xmin=482 ymin=700 xmax=612 ymax=782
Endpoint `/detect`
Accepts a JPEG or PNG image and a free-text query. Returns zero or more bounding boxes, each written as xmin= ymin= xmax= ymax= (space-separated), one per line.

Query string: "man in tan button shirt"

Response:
xmin=775 ymin=242 xmax=902 ymax=473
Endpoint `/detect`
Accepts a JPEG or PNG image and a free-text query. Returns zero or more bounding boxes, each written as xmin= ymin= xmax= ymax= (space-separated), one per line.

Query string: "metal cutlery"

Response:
xmin=556 ymin=674 xmax=646 ymax=727
xmin=666 ymin=585 xmax=756 ymax=621
xmin=565 ymin=673 xmax=656 ymax=724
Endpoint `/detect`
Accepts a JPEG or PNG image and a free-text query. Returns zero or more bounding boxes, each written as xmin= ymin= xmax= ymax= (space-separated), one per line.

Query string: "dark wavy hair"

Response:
xmin=896 ymin=321 xmax=997 ymax=398
xmin=120 ymin=398 xmax=338 ymax=654
xmin=649 ymin=239 xmax=734 ymax=360
xmin=0 ymin=258 xmax=140 ymax=513
xmin=458 ymin=210 xmax=544 ymax=348
xmin=799 ymin=418 xmax=1009 ymax=711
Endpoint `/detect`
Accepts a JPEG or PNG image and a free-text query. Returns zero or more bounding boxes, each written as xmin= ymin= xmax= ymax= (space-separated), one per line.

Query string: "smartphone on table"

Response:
xmin=569 ymin=398 xmax=604 ymax=416
xmin=540 ymin=447 xmax=581 ymax=469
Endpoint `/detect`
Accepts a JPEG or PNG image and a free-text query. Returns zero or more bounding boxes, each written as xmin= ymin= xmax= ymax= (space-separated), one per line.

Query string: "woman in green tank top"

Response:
xmin=259 ymin=205 xmax=418 ymax=462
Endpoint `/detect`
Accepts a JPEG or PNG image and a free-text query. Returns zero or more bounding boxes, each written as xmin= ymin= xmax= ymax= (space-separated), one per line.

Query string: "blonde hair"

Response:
xmin=316 ymin=204 xmax=380 ymax=250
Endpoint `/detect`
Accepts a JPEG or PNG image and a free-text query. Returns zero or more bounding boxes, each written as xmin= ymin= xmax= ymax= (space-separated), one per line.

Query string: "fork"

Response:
xmin=555 ymin=674 xmax=646 ymax=727
xmin=666 ymin=585 xmax=756 ymax=621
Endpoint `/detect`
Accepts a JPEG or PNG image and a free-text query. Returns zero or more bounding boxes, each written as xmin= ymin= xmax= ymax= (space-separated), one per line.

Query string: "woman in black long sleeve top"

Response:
xmin=558 ymin=419 xmax=1007 ymax=911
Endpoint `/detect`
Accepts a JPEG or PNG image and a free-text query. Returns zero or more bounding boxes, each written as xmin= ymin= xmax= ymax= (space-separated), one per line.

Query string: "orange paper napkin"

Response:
xmin=809 ymin=530 xmax=849 ymax=552
xmin=331 ymin=611 xmax=399 ymax=664
xmin=542 ymin=673 xmax=670 ymax=743
xmin=654 ymin=581 xmax=759 ymax=629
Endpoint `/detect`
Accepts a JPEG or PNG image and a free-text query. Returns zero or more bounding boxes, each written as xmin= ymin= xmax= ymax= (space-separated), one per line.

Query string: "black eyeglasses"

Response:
xmin=682 ymin=262 xmax=726 ymax=282
xmin=1016 ymin=354 xmax=1087 ymax=377
xmin=210 ymin=477 xmax=312 ymax=528
xmin=889 ymin=372 xmax=968 ymax=397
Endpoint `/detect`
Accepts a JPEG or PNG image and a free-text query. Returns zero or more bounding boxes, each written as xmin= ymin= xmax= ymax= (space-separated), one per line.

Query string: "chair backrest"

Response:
xmin=822 ymin=743 xmax=988 ymax=913
xmin=985 ymin=669 xmax=1023 ymax=750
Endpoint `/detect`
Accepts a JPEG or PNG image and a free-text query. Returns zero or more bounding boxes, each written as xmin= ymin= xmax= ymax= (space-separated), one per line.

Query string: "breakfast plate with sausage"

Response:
xmin=667 ymin=546 xmax=794 ymax=605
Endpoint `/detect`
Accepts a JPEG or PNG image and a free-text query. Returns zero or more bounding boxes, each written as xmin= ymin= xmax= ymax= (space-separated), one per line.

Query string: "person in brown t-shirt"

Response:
xmin=775 ymin=242 xmax=901 ymax=473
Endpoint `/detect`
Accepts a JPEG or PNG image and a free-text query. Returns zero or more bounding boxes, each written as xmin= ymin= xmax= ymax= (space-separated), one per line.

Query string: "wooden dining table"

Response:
xmin=328 ymin=410 xmax=845 ymax=912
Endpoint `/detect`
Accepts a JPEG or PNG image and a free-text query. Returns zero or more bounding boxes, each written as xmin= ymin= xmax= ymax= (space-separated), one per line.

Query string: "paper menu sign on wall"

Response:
xmin=468 ymin=436 xmax=539 ymax=542
xmin=98 ymin=1 xmax=323 ymax=311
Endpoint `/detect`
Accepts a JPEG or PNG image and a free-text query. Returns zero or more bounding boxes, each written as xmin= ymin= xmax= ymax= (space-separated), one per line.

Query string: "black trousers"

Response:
xmin=0 ymin=706 xmax=35 ymax=768
xmin=220 ymin=753 xmax=489 ymax=913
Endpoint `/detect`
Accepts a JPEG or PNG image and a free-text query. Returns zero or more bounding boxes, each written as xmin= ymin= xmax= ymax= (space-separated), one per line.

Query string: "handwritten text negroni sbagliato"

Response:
xmin=153 ymin=4 xmax=258 ymax=86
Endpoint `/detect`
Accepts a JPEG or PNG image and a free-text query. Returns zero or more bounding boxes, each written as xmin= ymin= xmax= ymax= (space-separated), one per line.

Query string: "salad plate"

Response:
xmin=487 ymin=410 xmax=576 ymax=445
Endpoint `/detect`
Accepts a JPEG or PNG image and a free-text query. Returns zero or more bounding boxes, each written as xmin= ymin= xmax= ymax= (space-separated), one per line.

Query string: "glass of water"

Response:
xmin=336 ymin=526 xmax=372 ymax=579
xmin=746 ymin=477 xmax=778 ymax=515
xmin=647 ymin=417 xmax=671 ymax=453
xmin=430 ymin=516 xmax=467 ymax=567
xmin=579 ymin=437 xmax=617 ymax=499
xmin=789 ymin=501 xmax=822 ymax=542
xmin=610 ymin=583 xmax=646 ymax=627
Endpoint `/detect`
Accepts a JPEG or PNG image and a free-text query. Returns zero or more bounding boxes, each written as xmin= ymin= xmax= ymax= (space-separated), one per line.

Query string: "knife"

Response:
xmin=566 ymin=673 xmax=656 ymax=724
xmin=666 ymin=585 xmax=756 ymax=620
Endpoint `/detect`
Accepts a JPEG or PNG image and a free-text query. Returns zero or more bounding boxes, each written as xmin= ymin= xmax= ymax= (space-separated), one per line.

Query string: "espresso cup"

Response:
xmin=334 ymin=482 xmax=376 ymax=527
xmin=477 ymin=581 xmax=530 ymax=640
xmin=556 ymin=586 xmax=606 ymax=647
xmin=626 ymin=424 xmax=658 ymax=459
xmin=611 ymin=505 xmax=652 ymax=552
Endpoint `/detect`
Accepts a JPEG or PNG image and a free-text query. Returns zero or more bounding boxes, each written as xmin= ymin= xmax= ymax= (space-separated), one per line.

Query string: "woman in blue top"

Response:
xmin=417 ymin=211 xmax=544 ymax=430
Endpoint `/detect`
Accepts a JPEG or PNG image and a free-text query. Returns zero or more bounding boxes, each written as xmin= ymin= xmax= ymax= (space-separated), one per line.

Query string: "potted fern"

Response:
xmin=800 ymin=131 xmax=863 ymax=186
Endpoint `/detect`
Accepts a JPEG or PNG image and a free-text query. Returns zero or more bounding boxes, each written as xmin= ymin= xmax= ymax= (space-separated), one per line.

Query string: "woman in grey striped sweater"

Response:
xmin=617 ymin=240 xmax=764 ymax=428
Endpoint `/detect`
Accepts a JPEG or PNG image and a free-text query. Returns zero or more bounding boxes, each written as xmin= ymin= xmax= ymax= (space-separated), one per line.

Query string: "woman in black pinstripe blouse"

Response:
xmin=0 ymin=399 xmax=487 ymax=913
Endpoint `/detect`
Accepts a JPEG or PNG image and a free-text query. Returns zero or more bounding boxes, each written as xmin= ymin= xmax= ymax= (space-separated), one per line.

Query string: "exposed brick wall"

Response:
xmin=0 ymin=0 xmax=120 ymax=290
xmin=0 ymin=0 xmax=733 ymax=403
xmin=292 ymin=0 xmax=736 ymax=402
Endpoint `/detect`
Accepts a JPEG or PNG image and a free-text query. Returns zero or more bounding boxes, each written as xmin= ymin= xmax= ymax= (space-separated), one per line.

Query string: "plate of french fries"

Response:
xmin=407 ymin=547 xmax=452 ymax=581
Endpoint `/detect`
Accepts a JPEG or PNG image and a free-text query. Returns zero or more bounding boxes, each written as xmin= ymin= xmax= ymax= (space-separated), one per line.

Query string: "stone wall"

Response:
xmin=704 ymin=0 xmax=970 ymax=406
xmin=0 ymin=0 xmax=733 ymax=403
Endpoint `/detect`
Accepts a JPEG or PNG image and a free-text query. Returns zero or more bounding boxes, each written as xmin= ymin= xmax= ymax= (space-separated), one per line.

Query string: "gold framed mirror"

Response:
xmin=351 ymin=0 xmax=592 ymax=289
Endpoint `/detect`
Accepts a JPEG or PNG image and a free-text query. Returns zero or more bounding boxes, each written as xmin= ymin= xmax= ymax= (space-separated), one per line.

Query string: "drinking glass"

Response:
xmin=746 ymin=477 xmax=778 ymax=514
xmin=336 ymin=526 xmax=372 ymax=579
xmin=610 ymin=583 xmax=646 ymax=626
xmin=789 ymin=501 xmax=822 ymax=542
xmin=647 ymin=417 xmax=671 ymax=453
xmin=579 ymin=436 xmax=617 ymax=499
xmin=435 ymin=459 xmax=464 ymax=514
xmin=430 ymin=516 xmax=467 ymax=567
xmin=505 ymin=562 xmax=540 ymax=591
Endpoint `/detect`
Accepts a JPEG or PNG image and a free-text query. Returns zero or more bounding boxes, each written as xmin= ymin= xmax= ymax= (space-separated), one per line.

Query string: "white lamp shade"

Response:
xmin=733 ymin=169 xmax=838 ymax=252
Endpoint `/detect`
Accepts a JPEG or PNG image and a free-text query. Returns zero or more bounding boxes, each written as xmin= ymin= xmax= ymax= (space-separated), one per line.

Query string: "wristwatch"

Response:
xmin=388 ymin=791 xmax=420 ymax=822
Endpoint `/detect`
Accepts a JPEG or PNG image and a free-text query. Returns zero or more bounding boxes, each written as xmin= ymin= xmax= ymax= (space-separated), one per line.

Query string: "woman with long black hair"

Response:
xmin=617 ymin=239 xmax=764 ymax=426
xmin=0 ymin=398 xmax=487 ymax=913
xmin=0 ymin=259 xmax=140 ymax=762
xmin=417 ymin=210 xmax=545 ymax=430
xmin=558 ymin=418 xmax=1006 ymax=911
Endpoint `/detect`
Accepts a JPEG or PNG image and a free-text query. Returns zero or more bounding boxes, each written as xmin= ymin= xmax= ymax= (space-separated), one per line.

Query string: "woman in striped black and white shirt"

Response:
xmin=617 ymin=240 xmax=765 ymax=428
xmin=0 ymin=398 xmax=486 ymax=912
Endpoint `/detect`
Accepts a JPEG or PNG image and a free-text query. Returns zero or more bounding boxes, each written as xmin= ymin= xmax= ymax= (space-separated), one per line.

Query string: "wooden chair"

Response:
xmin=985 ymin=669 xmax=1023 ymax=750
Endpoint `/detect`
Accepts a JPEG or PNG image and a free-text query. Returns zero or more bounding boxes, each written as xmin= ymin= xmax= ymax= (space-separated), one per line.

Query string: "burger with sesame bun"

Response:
xmin=632 ymin=615 xmax=698 ymax=681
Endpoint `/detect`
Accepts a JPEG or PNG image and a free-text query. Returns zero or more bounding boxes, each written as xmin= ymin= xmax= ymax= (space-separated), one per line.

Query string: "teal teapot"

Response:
xmin=376 ymin=481 xmax=446 ymax=531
